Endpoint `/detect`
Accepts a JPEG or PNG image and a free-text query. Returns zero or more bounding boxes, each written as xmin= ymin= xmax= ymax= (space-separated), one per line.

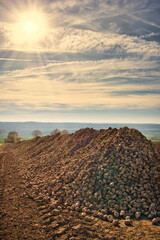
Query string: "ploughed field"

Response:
xmin=0 ymin=127 xmax=160 ymax=240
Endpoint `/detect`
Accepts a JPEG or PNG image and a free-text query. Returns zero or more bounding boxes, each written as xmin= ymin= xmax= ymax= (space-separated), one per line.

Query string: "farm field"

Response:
xmin=0 ymin=127 xmax=160 ymax=239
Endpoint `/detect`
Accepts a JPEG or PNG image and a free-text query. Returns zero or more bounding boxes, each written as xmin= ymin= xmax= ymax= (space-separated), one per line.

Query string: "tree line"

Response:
xmin=3 ymin=128 xmax=69 ymax=143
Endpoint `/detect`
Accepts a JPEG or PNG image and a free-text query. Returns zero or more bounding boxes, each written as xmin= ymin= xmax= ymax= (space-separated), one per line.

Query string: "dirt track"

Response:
xmin=0 ymin=137 xmax=160 ymax=239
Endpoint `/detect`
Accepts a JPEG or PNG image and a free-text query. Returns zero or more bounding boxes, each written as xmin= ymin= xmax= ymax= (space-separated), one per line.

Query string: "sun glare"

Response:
xmin=12 ymin=8 xmax=49 ymax=48
xmin=24 ymin=21 xmax=38 ymax=34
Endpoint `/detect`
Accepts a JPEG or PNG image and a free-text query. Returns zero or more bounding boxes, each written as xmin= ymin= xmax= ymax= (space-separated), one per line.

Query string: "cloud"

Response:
xmin=3 ymin=57 xmax=159 ymax=82
xmin=0 ymin=22 xmax=159 ymax=63
xmin=0 ymin=58 xmax=160 ymax=111
xmin=0 ymin=0 xmax=160 ymax=55
xmin=0 ymin=0 xmax=160 ymax=122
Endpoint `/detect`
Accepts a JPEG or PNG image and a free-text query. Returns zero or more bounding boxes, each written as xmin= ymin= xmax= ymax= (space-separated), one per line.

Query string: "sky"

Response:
xmin=0 ymin=0 xmax=160 ymax=123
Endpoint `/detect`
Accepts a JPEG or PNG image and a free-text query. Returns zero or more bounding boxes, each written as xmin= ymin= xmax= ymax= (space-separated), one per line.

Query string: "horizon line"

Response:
xmin=0 ymin=121 xmax=160 ymax=125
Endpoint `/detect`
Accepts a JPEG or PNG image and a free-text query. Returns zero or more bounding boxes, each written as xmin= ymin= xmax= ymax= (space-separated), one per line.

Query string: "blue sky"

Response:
xmin=0 ymin=0 xmax=160 ymax=123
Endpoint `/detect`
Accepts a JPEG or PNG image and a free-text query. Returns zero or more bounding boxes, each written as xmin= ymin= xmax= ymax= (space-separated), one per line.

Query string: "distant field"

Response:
xmin=0 ymin=136 xmax=31 ymax=143
xmin=143 ymin=131 xmax=160 ymax=141
xmin=0 ymin=138 xmax=5 ymax=143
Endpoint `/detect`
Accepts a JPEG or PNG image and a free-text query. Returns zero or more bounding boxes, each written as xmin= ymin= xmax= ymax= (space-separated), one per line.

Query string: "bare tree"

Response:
xmin=32 ymin=130 xmax=42 ymax=138
xmin=5 ymin=131 xmax=19 ymax=143
xmin=51 ymin=128 xmax=60 ymax=135
xmin=8 ymin=131 xmax=18 ymax=138
xmin=61 ymin=129 xmax=69 ymax=135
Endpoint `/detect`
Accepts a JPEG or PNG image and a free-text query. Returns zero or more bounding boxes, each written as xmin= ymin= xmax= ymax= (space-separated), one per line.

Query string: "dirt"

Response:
xmin=153 ymin=142 xmax=160 ymax=156
xmin=0 ymin=128 xmax=160 ymax=240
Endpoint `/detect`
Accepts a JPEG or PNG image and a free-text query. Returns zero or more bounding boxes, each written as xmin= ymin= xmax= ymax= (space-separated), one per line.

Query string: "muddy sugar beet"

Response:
xmin=16 ymin=127 xmax=160 ymax=221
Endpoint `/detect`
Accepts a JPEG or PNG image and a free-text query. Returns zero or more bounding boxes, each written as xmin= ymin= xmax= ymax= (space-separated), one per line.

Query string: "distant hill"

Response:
xmin=0 ymin=122 xmax=160 ymax=140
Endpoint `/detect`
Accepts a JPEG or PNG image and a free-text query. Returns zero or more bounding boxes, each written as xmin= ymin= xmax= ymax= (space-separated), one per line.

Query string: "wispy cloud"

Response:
xmin=0 ymin=59 xmax=160 ymax=111
xmin=1 ymin=22 xmax=160 ymax=59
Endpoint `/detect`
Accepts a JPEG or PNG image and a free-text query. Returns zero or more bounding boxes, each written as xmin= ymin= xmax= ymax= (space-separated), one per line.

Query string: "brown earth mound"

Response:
xmin=0 ymin=127 xmax=160 ymax=239
xmin=153 ymin=141 xmax=160 ymax=156
xmin=13 ymin=127 xmax=160 ymax=217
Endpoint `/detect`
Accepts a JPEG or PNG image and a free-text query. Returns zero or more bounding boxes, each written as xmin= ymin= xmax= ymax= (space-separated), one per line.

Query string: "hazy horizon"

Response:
xmin=0 ymin=121 xmax=160 ymax=124
xmin=0 ymin=0 xmax=160 ymax=123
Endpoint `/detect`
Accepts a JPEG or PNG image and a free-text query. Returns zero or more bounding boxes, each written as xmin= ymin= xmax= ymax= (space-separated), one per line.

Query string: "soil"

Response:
xmin=153 ymin=142 xmax=160 ymax=156
xmin=0 ymin=129 xmax=160 ymax=240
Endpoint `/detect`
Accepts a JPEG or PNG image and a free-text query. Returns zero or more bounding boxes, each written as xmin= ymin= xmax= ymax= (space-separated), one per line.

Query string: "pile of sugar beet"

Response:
xmin=15 ymin=127 xmax=160 ymax=223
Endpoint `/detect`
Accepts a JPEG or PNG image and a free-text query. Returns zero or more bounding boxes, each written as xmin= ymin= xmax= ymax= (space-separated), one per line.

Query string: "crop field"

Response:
xmin=143 ymin=131 xmax=160 ymax=141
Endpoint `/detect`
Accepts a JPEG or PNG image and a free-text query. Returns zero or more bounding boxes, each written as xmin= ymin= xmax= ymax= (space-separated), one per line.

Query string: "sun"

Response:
xmin=12 ymin=8 xmax=49 ymax=48
xmin=23 ymin=20 xmax=39 ymax=35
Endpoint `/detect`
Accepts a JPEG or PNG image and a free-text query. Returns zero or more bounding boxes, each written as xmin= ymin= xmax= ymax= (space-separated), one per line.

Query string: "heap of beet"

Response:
xmin=14 ymin=127 xmax=160 ymax=220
